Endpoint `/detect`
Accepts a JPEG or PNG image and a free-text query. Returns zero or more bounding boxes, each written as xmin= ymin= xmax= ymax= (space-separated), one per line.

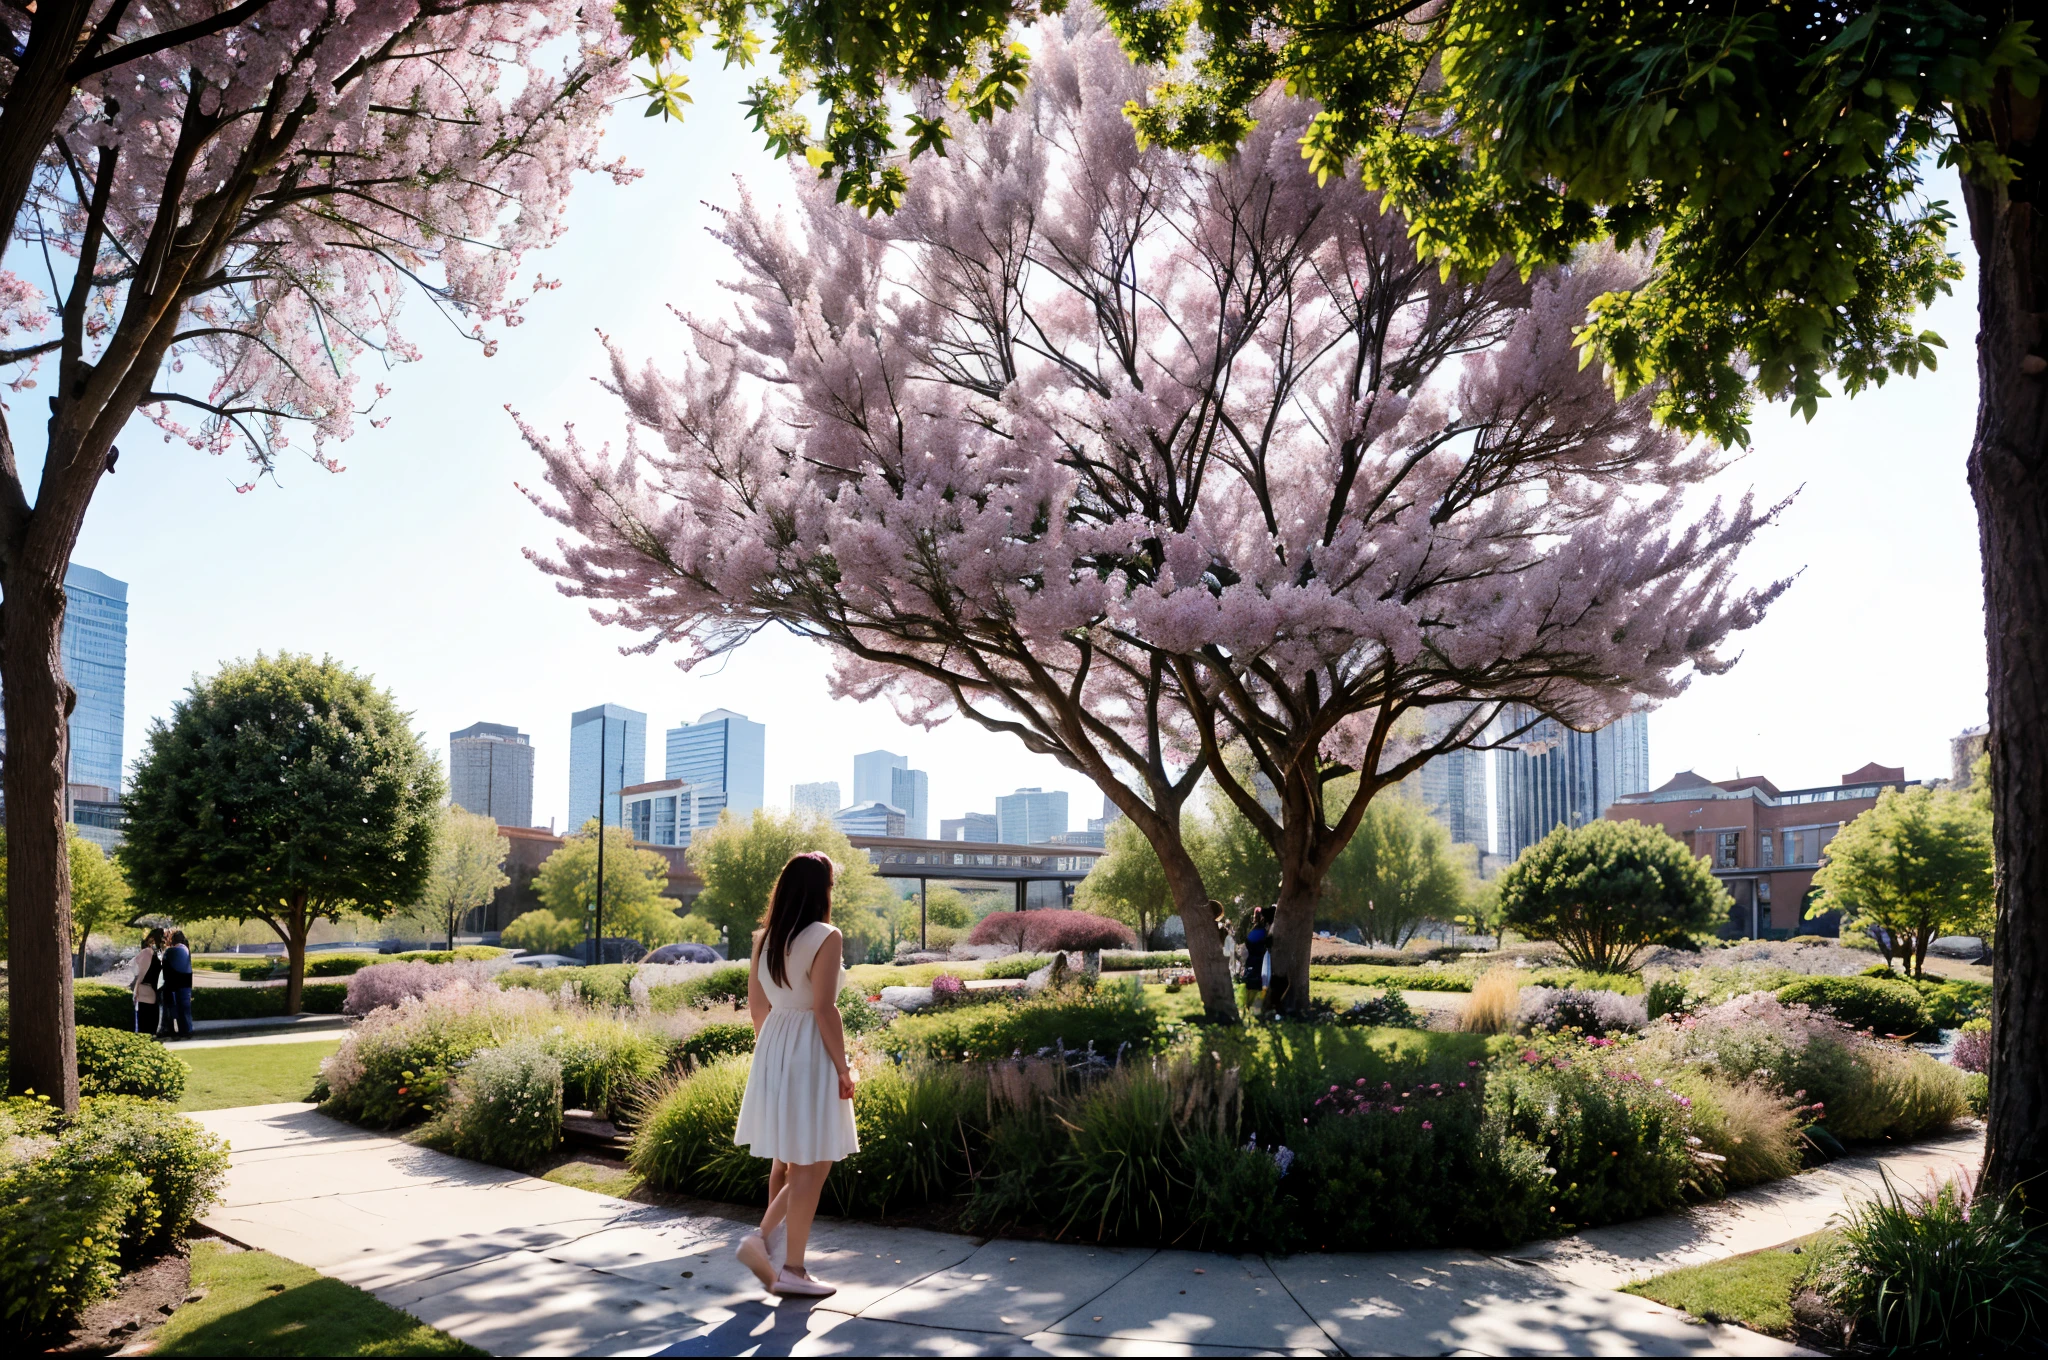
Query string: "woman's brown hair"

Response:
xmin=759 ymin=852 xmax=836 ymax=988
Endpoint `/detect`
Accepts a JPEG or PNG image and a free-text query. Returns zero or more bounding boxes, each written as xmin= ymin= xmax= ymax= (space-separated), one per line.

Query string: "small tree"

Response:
xmin=1322 ymin=793 xmax=1471 ymax=949
xmin=685 ymin=810 xmax=890 ymax=955
xmin=501 ymin=910 xmax=584 ymax=957
xmin=67 ymin=830 xmax=129 ymax=976
xmin=1811 ymin=785 xmax=1994 ymax=979
xmin=122 ymin=654 xmax=443 ymax=1013
xmin=414 ymin=808 xmax=511 ymax=950
xmin=1074 ymin=817 xmax=1176 ymax=947
xmin=1498 ymin=821 xmax=1729 ymax=972
xmin=529 ymin=821 xmax=685 ymax=952
xmin=1458 ymin=877 xmax=1508 ymax=952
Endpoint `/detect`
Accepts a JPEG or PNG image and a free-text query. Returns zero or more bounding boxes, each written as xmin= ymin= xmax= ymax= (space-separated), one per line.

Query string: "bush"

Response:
xmin=545 ymin=1016 xmax=668 ymax=1119
xmin=501 ymin=909 xmax=583 ymax=956
xmin=1310 ymin=964 xmax=1475 ymax=992
xmin=1459 ymin=969 xmax=1521 ymax=1033
xmin=1101 ymin=951 xmax=1190 ymax=971
xmin=76 ymin=1027 xmax=186 ymax=1102
xmin=1527 ymin=968 xmax=1646 ymax=995
xmin=1338 ymin=989 xmax=1422 ymax=1029
xmin=235 ymin=959 xmax=285 ymax=981
xmin=630 ymin=1057 xmax=767 ymax=1203
xmin=837 ymin=988 xmax=885 ymax=1036
xmin=885 ymin=988 xmax=1167 ymax=1062
xmin=1211 ymin=1024 xmax=1493 ymax=1143
xmin=1915 ymin=978 xmax=1992 ymax=1029
xmin=673 ymin=1021 xmax=756 ymax=1070
xmin=0 ymin=1157 xmax=138 ymax=1335
xmin=51 ymin=1095 xmax=230 ymax=1257
xmin=1291 ymin=1082 xmax=1552 ymax=1249
xmin=967 ymin=909 xmax=1136 ymax=954
xmin=73 ymin=981 xmax=135 ymax=1030
xmin=344 ymin=960 xmax=496 ymax=1016
xmin=306 ymin=954 xmax=381 ymax=977
xmin=1498 ymin=820 xmax=1729 ymax=970
xmin=1777 ymin=975 xmax=1931 ymax=1038
xmin=1645 ymin=962 xmax=1805 ymax=1019
xmin=322 ymin=985 xmax=546 ymax=1128
xmin=436 ymin=1040 xmax=562 ymax=1170
xmin=1814 ymin=1176 xmax=2048 ymax=1351
xmin=828 ymin=1061 xmax=987 ymax=1218
xmin=1487 ymin=1050 xmax=1703 ymax=1228
xmin=1682 ymin=1078 xmax=1804 ymax=1189
xmin=1952 ymin=1025 xmax=1991 ymax=1074
xmin=496 ymin=962 xmax=640 ymax=1008
xmin=640 ymin=963 xmax=749 ymax=1011
xmin=1515 ymin=988 xmax=1648 ymax=1037
xmin=1965 ymin=1071 xmax=1990 ymax=1117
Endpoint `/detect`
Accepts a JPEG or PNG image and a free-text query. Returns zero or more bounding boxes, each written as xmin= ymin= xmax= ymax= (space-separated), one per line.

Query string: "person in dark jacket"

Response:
xmin=1240 ymin=906 xmax=1273 ymax=991
xmin=161 ymin=930 xmax=195 ymax=1039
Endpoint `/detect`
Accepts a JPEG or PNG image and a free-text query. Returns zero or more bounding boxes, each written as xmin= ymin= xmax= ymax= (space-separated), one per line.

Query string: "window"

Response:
xmin=1757 ymin=878 xmax=1772 ymax=904
xmin=1761 ymin=833 xmax=1774 ymax=867
xmin=1715 ymin=831 xmax=1741 ymax=869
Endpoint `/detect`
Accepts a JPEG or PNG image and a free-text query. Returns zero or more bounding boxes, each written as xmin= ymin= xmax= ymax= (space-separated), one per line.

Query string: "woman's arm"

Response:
xmin=810 ymin=935 xmax=855 ymax=1100
xmin=747 ymin=934 xmax=771 ymax=1033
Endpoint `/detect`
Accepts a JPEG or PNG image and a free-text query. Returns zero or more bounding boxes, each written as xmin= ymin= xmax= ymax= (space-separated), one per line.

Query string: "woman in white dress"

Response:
xmin=731 ymin=852 xmax=859 ymax=1297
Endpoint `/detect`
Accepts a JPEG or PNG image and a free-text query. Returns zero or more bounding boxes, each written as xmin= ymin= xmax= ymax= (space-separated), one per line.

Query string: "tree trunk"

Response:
xmin=284 ymin=895 xmax=309 ymax=1015
xmin=2 ymin=565 xmax=78 ymax=1107
xmin=1961 ymin=84 xmax=2048 ymax=1214
xmin=1160 ymin=847 xmax=1238 ymax=1023
xmin=1265 ymin=866 xmax=1321 ymax=1015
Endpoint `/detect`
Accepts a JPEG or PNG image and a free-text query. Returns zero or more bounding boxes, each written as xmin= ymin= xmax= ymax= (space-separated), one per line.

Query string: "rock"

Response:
xmin=879 ymin=985 xmax=936 ymax=1013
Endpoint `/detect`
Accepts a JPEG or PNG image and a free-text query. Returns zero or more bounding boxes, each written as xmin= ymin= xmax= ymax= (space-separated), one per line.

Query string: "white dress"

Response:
xmin=732 ymin=921 xmax=860 ymax=1165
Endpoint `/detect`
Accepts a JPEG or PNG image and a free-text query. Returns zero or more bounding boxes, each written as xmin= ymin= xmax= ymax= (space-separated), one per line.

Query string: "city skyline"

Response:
xmin=449 ymin=721 xmax=535 ymax=829
xmin=37 ymin=55 xmax=1988 ymax=844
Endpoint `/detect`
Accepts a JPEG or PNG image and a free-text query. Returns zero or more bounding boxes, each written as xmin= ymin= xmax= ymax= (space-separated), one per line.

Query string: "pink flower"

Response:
xmin=1420 ymin=1121 xmax=1433 ymax=1131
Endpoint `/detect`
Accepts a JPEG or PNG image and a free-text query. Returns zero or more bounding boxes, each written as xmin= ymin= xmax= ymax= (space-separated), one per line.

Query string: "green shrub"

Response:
xmin=1211 ymin=1024 xmax=1493 ymax=1143
xmin=235 ymin=960 xmax=285 ymax=981
xmin=76 ymin=1027 xmax=187 ymax=1102
xmin=306 ymin=954 xmax=380 ymax=977
xmin=320 ymin=994 xmax=514 ymax=1128
xmin=1913 ymin=978 xmax=1992 ymax=1029
xmin=1100 ymin=951 xmax=1191 ymax=971
xmin=828 ymin=1061 xmax=987 ymax=1218
xmin=437 ymin=1040 xmax=562 ymax=1170
xmin=544 ymin=1016 xmax=668 ymax=1119
xmin=73 ymin=981 xmax=134 ymax=1030
xmin=1309 ymin=964 xmax=1474 ymax=992
xmin=1338 ymin=988 xmax=1422 ymax=1029
xmin=177 ymin=982 xmax=348 ymax=1021
xmin=1527 ymin=968 xmax=1646 ymax=996
xmin=981 ymin=954 xmax=1052 ymax=980
xmin=1814 ymin=1176 xmax=2048 ymax=1351
xmin=1486 ymin=1053 xmax=1702 ymax=1228
xmin=630 ymin=1058 xmax=767 ymax=1203
xmin=0 ymin=1157 xmax=138 ymax=1335
xmin=1965 ymin=1072 xmax=1990 ymax=1118
xmin=497 ymin=963 xmax=641 ymax=1008
xmin=1645 ymin=963 xmax=1804 ymax=1018
xmin=837 ymin=988 xmax=885 ymax=1036
xmin=884 ymin=987 xmax=1167 ymax=1062
xmin=672 ymin=1022 xmax=755 ymax=1070
xmin=194 ymin=959 xmax=240 ymax=973
xmin=1291 ymin=1086 xmax=1552 ymax=1249
xmin=1646 ymin=975 xmax=1690 ymax=1020
xmin=50 ymin=1096 xmax=230 ymax=1258
xmin=1777 ymin=976 xmax=1931 ymax=1038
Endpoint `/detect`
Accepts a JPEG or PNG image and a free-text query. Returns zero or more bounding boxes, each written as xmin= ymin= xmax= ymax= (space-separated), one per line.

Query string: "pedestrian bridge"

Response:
xmin=845 ymin=834 xmax=1105 ymax=911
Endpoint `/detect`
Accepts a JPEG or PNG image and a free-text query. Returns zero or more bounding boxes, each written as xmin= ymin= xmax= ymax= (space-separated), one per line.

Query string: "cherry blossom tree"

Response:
xmin=0 ymin=1 xmax=632 ymax=1106
xmin=524 ymin=16 xmax=1785 ymax=1018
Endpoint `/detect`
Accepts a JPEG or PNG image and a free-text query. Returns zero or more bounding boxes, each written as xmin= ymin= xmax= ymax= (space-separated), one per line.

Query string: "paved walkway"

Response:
xmin=175 ymin=1030 xmax=350 ymax=1051
xmin=190 ymin=1104 xmax=1983 ymax=1356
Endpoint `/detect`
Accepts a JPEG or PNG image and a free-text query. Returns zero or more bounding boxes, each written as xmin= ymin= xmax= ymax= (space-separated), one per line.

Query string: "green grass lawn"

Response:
xmin=541 ymin=1157 xmax=645 ymax=1199
xmin=1623 ymin=1236 xmax=1830 ymax=1335
xmin=155 ymin=1241 xmax=480 ymax=1356
xmin=176 ymin=1038 xmax=342 ymax=1112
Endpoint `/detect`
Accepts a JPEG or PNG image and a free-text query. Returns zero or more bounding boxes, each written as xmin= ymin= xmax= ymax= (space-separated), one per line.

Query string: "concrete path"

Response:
xmin=188 ymin=1107 xmax=1988 ymax=1357
xmin=190 ymin=1011 xmax=350 ymax=1035
xmin=175 ymin=1030 xmax=349 ymax=1051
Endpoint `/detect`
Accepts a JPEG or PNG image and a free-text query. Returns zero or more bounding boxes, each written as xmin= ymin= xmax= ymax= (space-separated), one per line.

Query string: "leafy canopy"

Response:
xmin=121 ymin=653 xmax=444 ymax=930
xmin=1321 ymin=791 xmax=1474 ymax=948
xmin=530 ymin=820 xmax=688 ymax=950
xmin=1074 ymin=816 xmax=1178 ymax=946
xmin=684 ymin=809 xmax=891 ymax=950
xmin=1088 ymin=0 xmax=2043 ymax=446
xmin=1811 ymin=783 xmax=1994 ymax=976
xmin=68 ymin=831 xmax=131 ymax=957
xmin=1498 ymin=819 xmax=1729 ymax=970
xmin=404 ymin=807 xmax=512 ymax=948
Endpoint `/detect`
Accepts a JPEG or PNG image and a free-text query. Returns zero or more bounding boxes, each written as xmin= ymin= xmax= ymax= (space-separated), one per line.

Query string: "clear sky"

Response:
xmin=40 ymin=54 xmax=1987 ymax=841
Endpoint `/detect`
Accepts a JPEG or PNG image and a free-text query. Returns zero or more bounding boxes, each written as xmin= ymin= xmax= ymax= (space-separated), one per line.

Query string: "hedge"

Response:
xmin=1776 ymin=976 xmax=1931 ymax=1038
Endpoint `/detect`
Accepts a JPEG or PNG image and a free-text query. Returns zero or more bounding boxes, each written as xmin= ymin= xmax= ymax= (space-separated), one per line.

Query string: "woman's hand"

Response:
xmin=837 ymin=1066 xmax=857 ymax=1101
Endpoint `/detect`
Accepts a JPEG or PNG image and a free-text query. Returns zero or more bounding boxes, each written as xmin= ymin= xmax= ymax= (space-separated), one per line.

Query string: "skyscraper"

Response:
xmin=853 ymin=750 xmax=929 ymax=839
xmin=60 ymin=564 xmax=128 ymax=796
xmin=833 ymin=800 xmax=906 ymax=836
xmin=1493 ymin=705 xmax=1651 ymax=861
xmin=940 ymin=813 xmax=999 ymax=842
xmin=569 ymin=704 xmax=645 ymax=832
xmin=791 ymin=781 xmax=841 ymax=818
xmin=996 ymin=787 xmax=1068 ymax=845
xmin=666 ymin=709 xmax=766 ymax=828
xmin=449 ymin=723 xmax=535 ymax=828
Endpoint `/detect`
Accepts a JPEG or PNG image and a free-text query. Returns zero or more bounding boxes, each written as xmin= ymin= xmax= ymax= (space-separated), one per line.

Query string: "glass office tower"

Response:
xmin=665 ymin=709 xmax=765 ymax=829
xmin=568 ymin=704 xmax=645 ymax=832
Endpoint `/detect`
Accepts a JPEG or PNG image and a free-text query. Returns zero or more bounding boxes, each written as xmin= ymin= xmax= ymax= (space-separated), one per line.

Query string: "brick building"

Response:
xmin=1604 ymin=762 xmax=1918 ymax=938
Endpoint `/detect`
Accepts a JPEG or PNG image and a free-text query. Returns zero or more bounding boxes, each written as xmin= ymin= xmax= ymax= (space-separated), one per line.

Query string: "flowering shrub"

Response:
xmin=75 ymin=1027 xmax=186 ymax=1102
xmin=544 ymin=1016 xmax=668 ymax=1119
xmin=968 ymin=910 xmax=1136 ymax=954
xmin=48 ymin=1096 xmax=230 ymax=1259
xmin=1516 ymin=987 xmax=1648 ymax=1037
xmin=343 ymin=960 xmax=497 ymax=1016
xmin=884 ymin=989 xmax=1166 ymax=1062
xmin=323 ymin=985 xmax=549 ymax=1127
xmin=930 ymin=973 xmax=967 ymax=1005
xmin=436 ymin=1040 xmax=563 ymax=1170
xmin=1951 ymin=1022 xmax=1991 ymax=1074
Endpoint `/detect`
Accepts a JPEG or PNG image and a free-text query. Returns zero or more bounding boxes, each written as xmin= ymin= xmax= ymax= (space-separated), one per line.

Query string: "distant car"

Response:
xmin=645 ymin=943 xmax=723 ymax=965
xmin=505 ymin=954 xmax=584 ymax=969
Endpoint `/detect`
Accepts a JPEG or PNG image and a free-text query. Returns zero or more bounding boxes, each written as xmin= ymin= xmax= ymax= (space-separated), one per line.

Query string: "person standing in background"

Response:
xmin=131 ymin=928 xmax=166 ymax=1035
xmin=161 ymin=930 xmax=195 ymax=1039
xmin=1241 ymin=905 xmax=1272 ymax=992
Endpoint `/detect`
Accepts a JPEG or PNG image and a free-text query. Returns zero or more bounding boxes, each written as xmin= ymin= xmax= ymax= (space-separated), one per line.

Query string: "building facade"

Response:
xmin=833 ymin=800 xmax=906 ymax=837
xmin=940 ymin=812 xmax=1000 ymax=842
xmin=853 ymin=750 xmax=928 ymax=839
xmin=791 ymin=781 xmax=840 ymax=819
xmin=1605 ymin=762 xmax=1915 ymax=938
xmin=996 ymin=787 xmax=1069 ymax=845
xmin=568 ymin=703 xmax=646 ymax=832
xmin=449 ymin=722 xmax=535 ymax=828
xmin=1494 ymin=706 xmax=1651 ymax=861
xmin=665 ymin=708 xmax=765 ymax=829
xmin=1411 ymin=745 xmax=1489 ymax=850
xmin=623 ymin=779 xmax=700 ymax=847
